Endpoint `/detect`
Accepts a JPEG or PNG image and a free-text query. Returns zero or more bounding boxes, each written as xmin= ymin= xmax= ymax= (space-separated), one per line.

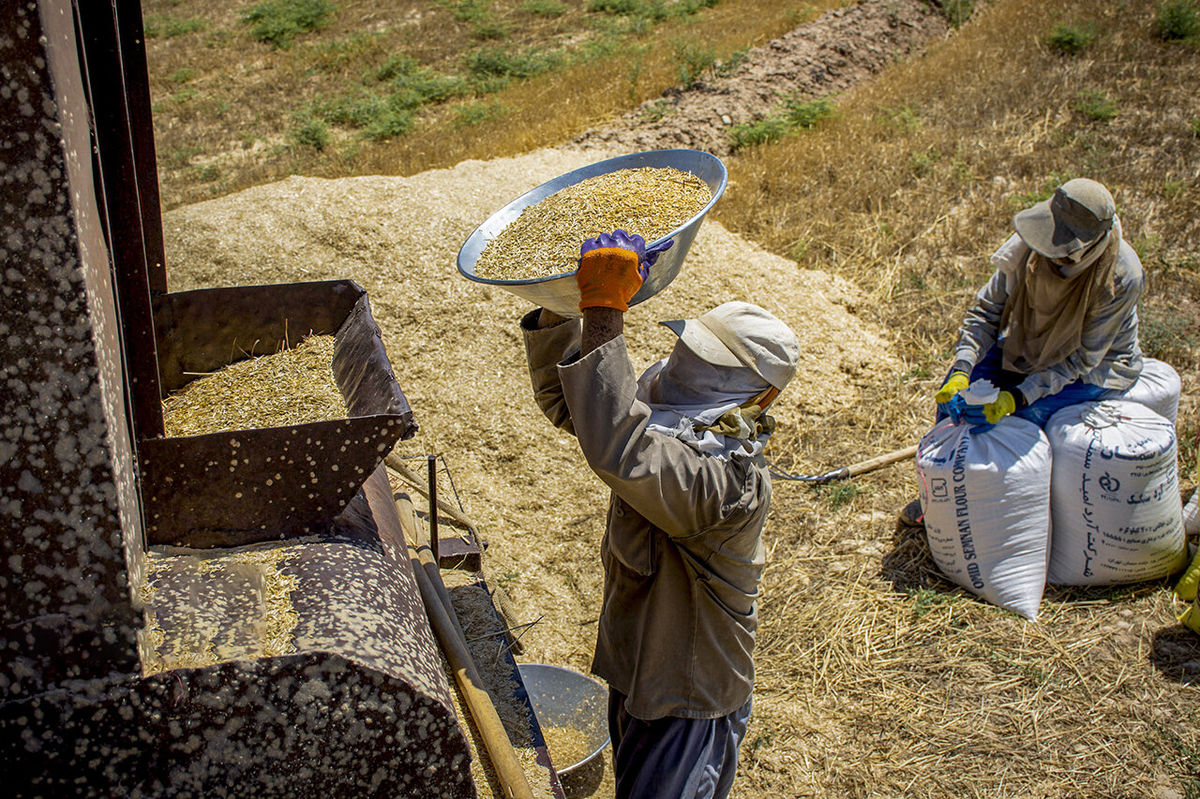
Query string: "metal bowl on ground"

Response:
xmin=517 ymin=663 xmax=610 ymax=778
xmin=457 ymin=149 xmax=728 ymax=318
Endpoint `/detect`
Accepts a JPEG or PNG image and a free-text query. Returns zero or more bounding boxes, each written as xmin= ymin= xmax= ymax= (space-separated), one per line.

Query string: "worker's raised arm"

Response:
xmin=522 ymin=309 xmax=581 ymax=435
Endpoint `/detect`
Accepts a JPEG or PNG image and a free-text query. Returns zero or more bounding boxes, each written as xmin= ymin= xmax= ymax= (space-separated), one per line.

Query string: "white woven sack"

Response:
xmin=1105 ymin=357 xmax=1181 ymax=423
xmin=1046 ymin=400 xmax=1187 ymax=585
xmin=916 ymin=416 xmax=1052 ymax=621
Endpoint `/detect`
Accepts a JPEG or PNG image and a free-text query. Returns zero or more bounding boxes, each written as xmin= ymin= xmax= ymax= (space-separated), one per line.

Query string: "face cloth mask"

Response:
xmin=635 ymin=341 xmax=775 ymax=460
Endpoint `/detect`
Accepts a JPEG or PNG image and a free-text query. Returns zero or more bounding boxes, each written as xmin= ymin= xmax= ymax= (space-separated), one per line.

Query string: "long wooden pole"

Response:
xmin=395 ymin=493 xmax=534 ymax=799
xmin=773 ymin=443 xmax=919 ymax=484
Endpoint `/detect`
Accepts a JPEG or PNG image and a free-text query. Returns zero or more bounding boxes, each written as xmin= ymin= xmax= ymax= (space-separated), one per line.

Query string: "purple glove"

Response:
xmin=580 ymin=229 xmax=674 ymax=278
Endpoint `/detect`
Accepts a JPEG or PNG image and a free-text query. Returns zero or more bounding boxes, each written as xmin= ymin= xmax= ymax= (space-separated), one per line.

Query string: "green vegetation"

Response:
xmin=473 ymin=18 xmax=512 ymax=40
xmin=728 ymin=116 xmax=793 ymax=148
xmin=1072 ymin=88 xmax=1118 ymax=121
xmin=673 ymin=40 xmax=717 ymax=87
xmin=375 ymin=55 xmax=470 ymax=106
xmin=442 ymin=0 xmax=491 ymax=23
xmin=310 ymin=91 xmax=415 ymax=140
xmin=879 ymin=103 xmax=922 ymax=133
xmin=1045 ymin=22 xmax=1097 ymax=55
xmin=729 ymin=95 xmax=837 ymax=150
xmin=454 ymin=99 xmax=510 ymax=127
xmin=521 ymin=0 xmax=567 ymax=16
xmin=465 ymin=45 xmax=561 ymax=80
xmin=943 ymin=0 xmax=974 ymax=27
xmin=144 ymin=15 xmax=207 ymax=39
xmin=290 ymin=114 xmax=330 ymax=150
xmin=908 ymin=588 xmax=962 ymax=618
xmin=241 ymin=0 xmax=336 ymax=49
xmin=638 ymin=98 xmax=674 ymax=123
xmin=1156 ymin=0 xmax=1200 ymax=40
xmin=817 ymin=482 xmax=865 ymax=509
xmin=712 ymin=48 xmax=749 ymax=78
xmin=588 ymin=0 xmax=721 ymax=21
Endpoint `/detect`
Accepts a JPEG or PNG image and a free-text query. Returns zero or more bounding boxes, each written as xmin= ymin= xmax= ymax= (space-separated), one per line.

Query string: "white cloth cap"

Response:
xmin=659 ymin=301 xmax=800 ymax=390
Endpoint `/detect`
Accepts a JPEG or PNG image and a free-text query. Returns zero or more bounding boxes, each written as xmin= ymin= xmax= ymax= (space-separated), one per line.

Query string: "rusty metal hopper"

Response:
xmin=141 ymin=279 xmax=416 ymax=547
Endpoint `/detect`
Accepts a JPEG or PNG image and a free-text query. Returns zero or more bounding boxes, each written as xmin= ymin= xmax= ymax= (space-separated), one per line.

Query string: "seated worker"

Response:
xmin=521 ymin=230 xmax=799 ymax=799
xmin=901 ymin=177 xmax=1144 ymax=527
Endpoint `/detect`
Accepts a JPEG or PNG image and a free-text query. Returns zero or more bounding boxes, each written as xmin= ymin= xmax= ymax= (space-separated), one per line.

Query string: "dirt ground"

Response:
xmin=160 ymin=2 xmax=1199 ymax=797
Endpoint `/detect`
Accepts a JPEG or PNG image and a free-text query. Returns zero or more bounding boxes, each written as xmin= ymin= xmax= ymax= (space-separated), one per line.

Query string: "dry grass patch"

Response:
xmin=143 ymin=0 xmax=841 ymax=208
xmin=712 ymin=0 xmax=1200 ymax=794
xmin=718 ymin=0 xmax=1200 ymax=466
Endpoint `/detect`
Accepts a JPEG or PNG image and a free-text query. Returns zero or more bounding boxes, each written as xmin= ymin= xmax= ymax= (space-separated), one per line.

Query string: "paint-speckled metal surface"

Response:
xmin=142 ymin=281 xmax=417 ymax=546
xmin=0 ymin=0 xmax=146 ymax=693
xmin=0 ymin=2 xmax=475 ymax=796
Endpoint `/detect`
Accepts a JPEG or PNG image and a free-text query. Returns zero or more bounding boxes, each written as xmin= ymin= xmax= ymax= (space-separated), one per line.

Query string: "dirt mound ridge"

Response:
xmin=571 ymin=0 xmax=947 ymax=156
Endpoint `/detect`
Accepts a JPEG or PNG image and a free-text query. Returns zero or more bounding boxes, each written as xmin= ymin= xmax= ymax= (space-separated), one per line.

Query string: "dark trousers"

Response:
xmin=607 ymin=690 xmax=752 ymax=799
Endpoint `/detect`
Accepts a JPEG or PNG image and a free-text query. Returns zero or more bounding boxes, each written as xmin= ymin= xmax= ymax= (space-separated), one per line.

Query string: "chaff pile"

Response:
xmin=440 ymin=572 xmax=554 ymax=798
xmin=474 ymin=166 xmax=711 ymax=280
xmin=162 ymin=335 xmax=346 ymax=436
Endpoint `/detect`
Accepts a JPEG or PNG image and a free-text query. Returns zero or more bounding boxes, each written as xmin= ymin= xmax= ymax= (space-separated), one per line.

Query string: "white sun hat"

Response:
xmin=659 ymin=301 xmax=800 ymax=391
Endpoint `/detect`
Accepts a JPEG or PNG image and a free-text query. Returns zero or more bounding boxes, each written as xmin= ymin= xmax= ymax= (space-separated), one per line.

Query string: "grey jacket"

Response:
xmin=953 ymin=233 xmax=1144 ymax=403
xmin=522 ymin=310 xmax=768 ymax=720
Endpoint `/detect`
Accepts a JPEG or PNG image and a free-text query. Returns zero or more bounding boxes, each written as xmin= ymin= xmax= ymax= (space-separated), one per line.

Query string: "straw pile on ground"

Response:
xmin=161 ymin=145 xmax=1197 ymax=798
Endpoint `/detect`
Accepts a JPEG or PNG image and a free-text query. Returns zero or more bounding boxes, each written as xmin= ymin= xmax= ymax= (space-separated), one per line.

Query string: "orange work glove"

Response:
xmin=576 ymin=230 xmax=649 ymax=312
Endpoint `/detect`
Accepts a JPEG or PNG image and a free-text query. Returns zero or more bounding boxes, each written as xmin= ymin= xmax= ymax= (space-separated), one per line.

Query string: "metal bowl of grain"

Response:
xmin=457 ymin=149 xmax=727 ymax=318
xmin=517 ymin=663 xmax=610 ymax=777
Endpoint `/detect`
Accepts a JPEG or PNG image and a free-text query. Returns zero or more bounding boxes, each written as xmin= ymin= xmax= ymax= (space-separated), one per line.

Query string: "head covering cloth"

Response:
xmin=637 ymin=302 xmax=799 ymax=460
xmin=1000 ymin=214 xmax=1121 ymax=374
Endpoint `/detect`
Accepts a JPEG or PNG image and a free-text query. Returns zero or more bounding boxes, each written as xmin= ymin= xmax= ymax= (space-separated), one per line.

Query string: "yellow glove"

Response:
xmin=1176 ymin=545 xmax=1200 ymax=602
xmin=1181 ymin=598 xmax=1200 ymax=636
xmin=934 ymin=372 xmax=969 ymax=405
xmin=984 ymin=390 xmax=1017 ymax=425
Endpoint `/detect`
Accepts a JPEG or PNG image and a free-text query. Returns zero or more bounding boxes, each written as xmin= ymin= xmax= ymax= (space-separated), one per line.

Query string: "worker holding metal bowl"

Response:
xmin=520 ymin=230 xmax=799 ymax=799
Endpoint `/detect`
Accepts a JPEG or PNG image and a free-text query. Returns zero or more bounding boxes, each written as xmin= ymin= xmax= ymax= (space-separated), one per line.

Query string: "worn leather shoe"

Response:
xmin=898 ymin=498 xmax=924 ymax=528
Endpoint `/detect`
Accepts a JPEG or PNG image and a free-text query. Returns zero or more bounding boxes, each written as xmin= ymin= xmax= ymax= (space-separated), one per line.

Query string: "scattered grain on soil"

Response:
xmin=473 ymin=167 xmax=711 ymax=281
xmin=161 ymin=334 xmax=345 ymax=436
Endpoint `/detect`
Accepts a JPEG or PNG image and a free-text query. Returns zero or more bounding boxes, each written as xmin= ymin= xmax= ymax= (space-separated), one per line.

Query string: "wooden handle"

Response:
xmin=395 ymin=494 xmax=535 ymax=799
xmin=843 ymin=444 xmax=919 ymax=478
